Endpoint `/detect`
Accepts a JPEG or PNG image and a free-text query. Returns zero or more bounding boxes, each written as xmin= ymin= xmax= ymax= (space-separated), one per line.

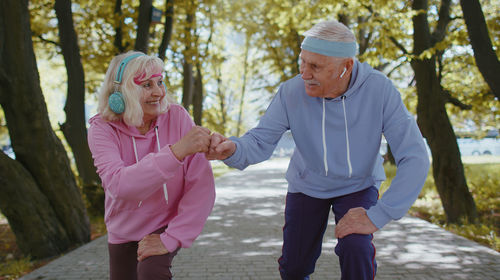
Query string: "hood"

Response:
xmin=88 ymin=114 xmax=162 ymax=139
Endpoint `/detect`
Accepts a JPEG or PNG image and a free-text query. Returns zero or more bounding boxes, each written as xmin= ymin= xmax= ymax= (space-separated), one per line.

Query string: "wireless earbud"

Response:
xmin=108 ymin=53 xmax=145 ymax=114
xmin=340 ymin=67 xmax=347 ymax=78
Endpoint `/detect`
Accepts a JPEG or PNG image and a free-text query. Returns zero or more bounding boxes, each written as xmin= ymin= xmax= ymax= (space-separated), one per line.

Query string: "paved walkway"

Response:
xmin=21 ymin=158 xmax=500 ymax=280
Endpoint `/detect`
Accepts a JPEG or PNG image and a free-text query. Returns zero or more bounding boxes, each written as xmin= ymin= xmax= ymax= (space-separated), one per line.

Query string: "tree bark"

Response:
xmin=236 ymin=36 xmax=250 ymax=137
xmin=192 ymin=67 xmax=203 ymax=125
xmin=158 ymin=0 xmax=174 ymax=61
xmin=181 ymin=11 xmax=195 ymax=110
xmin=55 ymin=0 xmax=104 ymax=217
xmin=0 ymin=0 xmax=90 ymax=255
xmin=182 ymin=60 xmax=194 ymax=110
xmin=459 ymin=0 xmax=500 ymax=99
xmin=411 ymin=0 xmax=477 ymax=224
xmin=0 ymin=152 xmax=70 ymax=259
xmin=135 ymin=0 xmax=153 ymax=53
xmin=113 ymin=0 xmax=127 ymax=53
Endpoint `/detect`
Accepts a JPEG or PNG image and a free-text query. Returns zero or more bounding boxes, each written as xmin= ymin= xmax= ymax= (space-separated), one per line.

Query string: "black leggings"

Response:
xmin=108 ymin=226 xmax=179 ymax=280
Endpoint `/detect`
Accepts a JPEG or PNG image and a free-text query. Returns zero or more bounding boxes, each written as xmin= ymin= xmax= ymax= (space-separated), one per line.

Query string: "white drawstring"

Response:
xmin=341 ymin=96 xmax=352 ymax=178
xmin=132 ymin=128 xmax=169 ymax=207
xmin=322 ymin=98 xmax=328 ymax=176
xmin=132 ymin=137 xmax=142 ymax=207
xmin=155 ymin=126 xmax=168 ymax=204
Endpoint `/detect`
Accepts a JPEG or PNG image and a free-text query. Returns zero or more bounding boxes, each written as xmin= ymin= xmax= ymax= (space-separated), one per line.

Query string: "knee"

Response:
xmin=137 ymin=255 xmax=173 ymax=280
xmin=335 ymin=234 xmax=374 ymax=257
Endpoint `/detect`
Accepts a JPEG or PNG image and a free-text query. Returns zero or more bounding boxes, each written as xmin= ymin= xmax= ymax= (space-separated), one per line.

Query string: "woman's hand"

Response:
xmin=137 ymin=234 xmax=168 ymax=261
xmin=170 ymin=126 xmax=211 ymax=161
xmin=205 ymin=132 xmax=236 ymax=160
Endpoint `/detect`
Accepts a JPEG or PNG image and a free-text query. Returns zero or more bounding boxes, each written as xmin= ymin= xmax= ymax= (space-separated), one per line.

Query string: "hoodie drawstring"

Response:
xmin=322 ymin=96 xmax=353 ymax=178
xmin=322 ymin=98 xmax=328 ymax=176
xmin=341 ymin=96 xmax=353 ymax=178
xmin=132 ymin=136 xmax=142 ymax=207
xmin=131 ymin=127 xmax=169 ymax=208
xmin=155 ymin=126 xmax=169 ymax=204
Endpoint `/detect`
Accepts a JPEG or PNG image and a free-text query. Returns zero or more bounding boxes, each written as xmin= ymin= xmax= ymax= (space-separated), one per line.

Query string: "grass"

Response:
xmin=380 ymin=162 xmax=500 ymax=252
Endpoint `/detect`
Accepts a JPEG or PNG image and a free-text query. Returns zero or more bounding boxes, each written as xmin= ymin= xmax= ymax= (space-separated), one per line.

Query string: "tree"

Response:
xmin=460 ymin=0 xmax=500 ymax=100
xmin=55 ymin=0 xmax=103 ymax=216
xmin=0 ymin=0 xmax=90 ymax=259
xmin=158 ymin=0 xmax=174 ymax=61
xmin=113 ymin=0 xmax=127 ymax=53
xmin=135 ymin=0 xmax=153 ymax=53
xmin=410 ymin=0 xmax=477 ymax=223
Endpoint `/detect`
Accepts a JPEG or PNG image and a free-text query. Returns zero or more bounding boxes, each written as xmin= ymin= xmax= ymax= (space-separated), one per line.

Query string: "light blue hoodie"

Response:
xmin=224 ymin=60 xmax=430 ymax=229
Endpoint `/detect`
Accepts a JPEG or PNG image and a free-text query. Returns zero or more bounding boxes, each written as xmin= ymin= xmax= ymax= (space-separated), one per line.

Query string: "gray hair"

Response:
xmin=303 ymin=20 xmax=356 ymax=43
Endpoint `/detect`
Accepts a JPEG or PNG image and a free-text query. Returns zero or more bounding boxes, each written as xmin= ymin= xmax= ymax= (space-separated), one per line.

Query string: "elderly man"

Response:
xmin=208 ymin=20 xmax=430 ymax=280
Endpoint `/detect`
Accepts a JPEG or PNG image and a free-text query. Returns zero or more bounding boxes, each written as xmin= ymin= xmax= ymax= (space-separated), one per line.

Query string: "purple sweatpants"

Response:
xmin=108 ymin=226 xmax=178 ymax=280
xmin=278 ymin=186 xmax=379 ymax=280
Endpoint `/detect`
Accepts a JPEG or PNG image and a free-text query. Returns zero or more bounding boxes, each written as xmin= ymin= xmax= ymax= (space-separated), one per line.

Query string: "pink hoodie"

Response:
xmin=87 ymin=104 xmax=215 ymax=253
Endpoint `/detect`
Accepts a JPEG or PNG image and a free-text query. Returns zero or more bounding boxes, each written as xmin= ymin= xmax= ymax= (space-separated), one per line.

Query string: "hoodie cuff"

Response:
xmin=160 ymin=232 xmax=181 ymax=253
xmin=222 ymin=137 xmax=242 ymax=169
xmin=366 ymin=203 xmax=392 ymax=229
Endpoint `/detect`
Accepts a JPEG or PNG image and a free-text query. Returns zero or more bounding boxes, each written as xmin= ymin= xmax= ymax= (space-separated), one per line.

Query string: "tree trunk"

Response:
xmin=411 ymin=0 xmax=477 ymax=224
xmin=192 ymin=66 xmax=203 ymax=125
xmin=182 ymin=60 xmax=194 ymax=110
xmin=55 ymin=0 xmax=104 ymax=217
xmin=236 ymin=36 xmax=250 ymax=137
xmin=459 ymin=0 xmax=500 ymax=99
xmin=113 ymin=0 xmax=127 ymax=53
xmin=135 ymin=0 xmax=152 ymax=53
xmin=215 ymin=66 xmax=227 ymax=133
xmin=0 ymin=152 xmax=70 ymax=259
xmin=0 ymin=0 xmax=90 ymax=254
xmin=181 ymin=11 xmax=194 ymax=110
xmin=158 ymin=0 xmax=174 ymax=61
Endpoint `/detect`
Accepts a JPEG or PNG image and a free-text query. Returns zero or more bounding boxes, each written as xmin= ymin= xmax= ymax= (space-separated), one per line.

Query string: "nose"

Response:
xmin=152 ymin=82 xmax=165 ymax=97
xmin=300 ymin=64 xmax=312 ymax=80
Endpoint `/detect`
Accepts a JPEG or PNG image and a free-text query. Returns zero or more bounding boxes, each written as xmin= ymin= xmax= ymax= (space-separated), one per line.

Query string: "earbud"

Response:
xmin=340 ymin=67 xmax=347 ymax=78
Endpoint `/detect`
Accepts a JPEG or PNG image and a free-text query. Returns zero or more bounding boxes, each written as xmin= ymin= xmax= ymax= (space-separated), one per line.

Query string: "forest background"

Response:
xmin=0 ymin=0 xmax=499 ymax=277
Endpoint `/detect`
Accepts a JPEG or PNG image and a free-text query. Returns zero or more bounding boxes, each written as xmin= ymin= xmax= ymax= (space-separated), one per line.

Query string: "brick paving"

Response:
xmin=20 ymin=158 xmax=500 ymax=280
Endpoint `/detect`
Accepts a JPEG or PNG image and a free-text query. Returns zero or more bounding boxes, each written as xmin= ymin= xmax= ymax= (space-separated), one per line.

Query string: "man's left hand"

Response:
xmin=335 ymin=207 xmax=378 ymax=238
xmin=137 ymin=234 xmax=168 ymax=261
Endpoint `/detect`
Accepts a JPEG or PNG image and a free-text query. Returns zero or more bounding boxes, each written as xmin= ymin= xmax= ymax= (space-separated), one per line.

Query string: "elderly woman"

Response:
xmin=88 ymin=51 xmax=215 ymax=280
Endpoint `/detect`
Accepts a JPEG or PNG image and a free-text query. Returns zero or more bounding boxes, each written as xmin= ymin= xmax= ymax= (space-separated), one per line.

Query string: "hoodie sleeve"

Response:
xmin=366 ymin=80 xmax=430 ymax=229
xmin=157 ymin=109 xmax=215 ymax=252
xmin=160 ymin=151 xmax=216 ymax=252
xmin=87 ymin=117 xmax=183 ymax=201
xmin=224 ymin=85 xmax=290 ymax=170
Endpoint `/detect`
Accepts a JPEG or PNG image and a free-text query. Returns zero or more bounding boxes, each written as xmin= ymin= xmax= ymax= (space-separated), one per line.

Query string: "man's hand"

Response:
xmin=335 ymin=207 xmax=378 ymax=238
xmin=205 ymin=132 xmax=236 ymax=160
xmin=137 ymin=234 xmax=168 ymax=262
xmin=170 ymin=126 xmax=211 ymax=161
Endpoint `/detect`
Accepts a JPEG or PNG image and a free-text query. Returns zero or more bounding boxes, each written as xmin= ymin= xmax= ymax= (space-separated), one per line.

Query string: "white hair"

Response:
xmin=303 ymin=20 xmax=356 ymax=43
xmin=97 ymin=51 xmax=171 ymax=127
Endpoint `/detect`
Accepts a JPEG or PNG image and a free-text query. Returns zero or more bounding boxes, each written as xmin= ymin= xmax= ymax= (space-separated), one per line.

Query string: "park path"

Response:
xmin=21 ymin=158 xmax=500 ymax=280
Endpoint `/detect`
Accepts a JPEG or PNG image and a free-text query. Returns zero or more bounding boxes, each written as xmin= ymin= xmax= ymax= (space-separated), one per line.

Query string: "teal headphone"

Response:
xmin=108 ymin=53 xmax=145 ymax=114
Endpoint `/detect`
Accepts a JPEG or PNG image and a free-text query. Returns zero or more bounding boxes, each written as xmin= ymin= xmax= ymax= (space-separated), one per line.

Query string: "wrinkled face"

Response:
xmin=139 ymin=76 xmax=165 ymax=123
xmin=299 ymin=49 xmax=346 ymax=98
